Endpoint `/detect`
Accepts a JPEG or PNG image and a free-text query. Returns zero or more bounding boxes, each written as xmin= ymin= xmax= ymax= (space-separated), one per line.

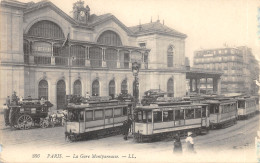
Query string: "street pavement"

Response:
xmin=0 ymin=113 xmax=259 ymax=163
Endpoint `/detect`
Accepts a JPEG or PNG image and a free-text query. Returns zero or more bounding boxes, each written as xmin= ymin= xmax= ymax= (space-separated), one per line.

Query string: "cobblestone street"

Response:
xmin=1 ymin=113 xmax=259 ymax=162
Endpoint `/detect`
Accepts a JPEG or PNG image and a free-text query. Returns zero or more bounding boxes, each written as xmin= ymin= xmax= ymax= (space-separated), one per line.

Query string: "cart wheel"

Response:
xmin=40 ymin=120 xmax=49 ymax=128
xmin=17 ymin=114 xmax=33 ymax=130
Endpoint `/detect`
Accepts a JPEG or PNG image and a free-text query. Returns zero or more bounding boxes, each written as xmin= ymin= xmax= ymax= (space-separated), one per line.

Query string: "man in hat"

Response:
xmin=173 ymin=133 xmax=183 ymax=154
xmin=185 ymin=131 xmax=196 ymax=153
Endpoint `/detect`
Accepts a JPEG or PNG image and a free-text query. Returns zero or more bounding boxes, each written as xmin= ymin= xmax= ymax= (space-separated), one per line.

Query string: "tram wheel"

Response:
xmin=40 ymin=119 xmax=49 ymax=128
xmin=17 ymin=114 xmax=33 ymax=130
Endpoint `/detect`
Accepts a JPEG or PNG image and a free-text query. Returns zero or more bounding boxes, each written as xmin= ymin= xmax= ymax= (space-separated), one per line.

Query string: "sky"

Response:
xmin=21 ymin=0 xmax=260 ymax=65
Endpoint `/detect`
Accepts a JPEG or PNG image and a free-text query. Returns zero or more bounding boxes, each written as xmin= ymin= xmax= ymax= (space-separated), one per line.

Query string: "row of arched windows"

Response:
xmin=38 ymin=77 xmax=174 ymax=104
xmin=38 ymin=79 xmax=132 ymax=101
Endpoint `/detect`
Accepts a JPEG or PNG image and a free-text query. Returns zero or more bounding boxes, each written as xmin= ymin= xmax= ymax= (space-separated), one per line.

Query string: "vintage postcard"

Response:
xmin=0 ymin=0 xmax=260 ymax=162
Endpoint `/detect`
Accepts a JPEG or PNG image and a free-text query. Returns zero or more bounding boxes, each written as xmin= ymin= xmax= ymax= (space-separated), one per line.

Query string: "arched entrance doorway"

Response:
xmin=57 ymin=80 xmax=66 ymax=109
xmin=109 ymin=80 xmax=115 ymax=98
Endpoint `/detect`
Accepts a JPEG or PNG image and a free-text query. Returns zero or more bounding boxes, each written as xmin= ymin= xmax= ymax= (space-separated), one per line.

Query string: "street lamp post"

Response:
xmin=132 ymin=62 xmax=140 ymax=105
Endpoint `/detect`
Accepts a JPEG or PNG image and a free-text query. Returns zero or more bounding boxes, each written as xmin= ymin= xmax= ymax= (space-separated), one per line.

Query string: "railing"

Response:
xmin=55 ymin=56 xmax=68 ymax=66
xmin=72 ymin=58 xmax=85 ymax=67
xmin=34 ymin=56 xmax=51 ymax=65
xmin=23 ymin=55 xmax=150 ymax=69
xmin=119 ymin=61 xmax=130 ymax=69
xmin=90 ymin=59 xmax=102 ymax=68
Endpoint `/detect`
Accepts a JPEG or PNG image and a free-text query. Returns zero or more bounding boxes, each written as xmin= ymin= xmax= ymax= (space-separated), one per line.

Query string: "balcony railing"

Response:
xmin=34 ymin=56 xmax=51 ymax=65
xmin=24 ymin=55 xmax=149 ymax=69
xmin=55 ymin=56 xmax=68 ymax=66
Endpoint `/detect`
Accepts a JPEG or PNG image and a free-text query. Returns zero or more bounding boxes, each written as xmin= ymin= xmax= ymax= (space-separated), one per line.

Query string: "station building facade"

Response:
xmin=0 ymin=0 xmax=187 ymax=109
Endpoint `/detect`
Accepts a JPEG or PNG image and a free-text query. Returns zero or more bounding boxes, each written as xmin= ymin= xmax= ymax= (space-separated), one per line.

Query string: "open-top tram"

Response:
xmin=237 ymin=96 xmax=258 ymax=119
xmin=203 ymin=98 xmax=237 ymax=129
xmin=133 ymin=103 xmax=209 ymax=142
xmin=65 ymin=98 xmax=133 ymax=141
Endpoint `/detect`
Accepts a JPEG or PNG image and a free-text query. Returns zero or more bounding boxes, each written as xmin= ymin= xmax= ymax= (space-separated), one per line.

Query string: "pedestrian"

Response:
xmin=3 ymin=103 xmax=10 ymax=126
xmin=122 ymin=119 xmax=130 ymax=140
xmin=173 ymin=133 xmax=182 ymax=154
xmin=85 ymin=92 xmax=90 ymax=99
xmin=6 ymin=96 xmax=11 ymax=107
xmin=11 ymin=91 xmax=18 ymax=105
xmin=127 ymin=117 xmax=133 ymax=133
xmin=185 ymin=132 xmax=196 ymax=153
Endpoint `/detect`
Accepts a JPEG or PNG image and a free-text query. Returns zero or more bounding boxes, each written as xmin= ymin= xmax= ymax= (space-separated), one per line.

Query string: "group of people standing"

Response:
xmin=173 ymin=131 xmax=196 ymax=154
xmin=3 ymin=91 xmax=20 ymax=127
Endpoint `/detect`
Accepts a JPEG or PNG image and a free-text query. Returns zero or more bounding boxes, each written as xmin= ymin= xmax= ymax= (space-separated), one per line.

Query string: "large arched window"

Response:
xmin=92 ymin=80 xmax=100 ymax=96
xmin=97 ymin=30 xmax=122 ymax=46
xmin=121 ymin=80 xmax=128 ymax=94
xmin=167 ymin=78 xmax=174 ymax=97
xmin=109 ymin=80 xmax=115 ymax=98
xmin=73 ymin=80 xmax=82 ymax=96
xmin=28 ymin=20 xmax=65 ymax=39
xmin=23 ymin=40 xmax=30 ymax=64
xmin=38 ymin=80 xmax=48 ymax=100
xmin=57 ymin=80 xmax=66 ymax=109
xmin=71 ymin=45 xmax=85 ymax=67
xmin=106 ymin=48 xmax=117 ymax=69
xmin=89 ymin=47 xmax=102 ymax=67
xmin=167 ymin=46 xmax=174 ymax=67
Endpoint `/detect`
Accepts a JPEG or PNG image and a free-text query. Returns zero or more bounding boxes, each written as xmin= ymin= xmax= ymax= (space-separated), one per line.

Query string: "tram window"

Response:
xmin=153 ymin=111 xmax=162 ymax=123
xmin=238 ymin=101 xmax=245 ymax=108
xmin=163 ymin=110 xmax=173 ymax=122
xmin=185 ymin=109 xmax=194 ymax=119
xmin=136 ymin=111 xmax=142 ymax=123
xmin=114 ymin=108 xmax=122 ymax=117
xmin=68 ymin=110 xmax=78 ymax=122
xmin=94 ymin=110 xmax=104 ymax=120
xmin=142 ymin=111 xmax=147 ymax=122
xmin=105 ymin=108 xmax=113 ymax=118
xmin=209 ymin=105 xmax=215 ymax=114
xmin=123 ymin=107 xmax=127 ymax=116
xmin=80 ymin=111 xmax=84 ymax=121
xmin=215 ymin=106 xmax=219 ymax=114
xmin=195 ymin=108 xmax=201 ymax=118
xmin=85 ymin=110 xmax=93 ymax=121
xmin=202 ymin=107 xmax=206 ymax=117
xmin=147 ymin=111 xmax=152 ymax=122
xmin=175 ymin=110 xmax=184 ymax=120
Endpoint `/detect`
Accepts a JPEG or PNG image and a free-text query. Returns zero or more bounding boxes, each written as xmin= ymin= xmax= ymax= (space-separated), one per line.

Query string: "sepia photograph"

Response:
xmin=0 ymin=0 xmax=260 ymax=162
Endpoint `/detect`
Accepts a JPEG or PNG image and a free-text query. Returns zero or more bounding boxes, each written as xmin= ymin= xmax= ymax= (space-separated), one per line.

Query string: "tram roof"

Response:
xmin=136 ymin=103 xmax=208 ymax=110
xmin=202 ymin=99 xmax=237 ymax=104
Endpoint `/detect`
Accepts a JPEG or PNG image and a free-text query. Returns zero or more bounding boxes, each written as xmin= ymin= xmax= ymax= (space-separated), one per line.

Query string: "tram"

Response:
xmin=133 ymin=103 xmax=209 ymax=142
xmin=65 ymin=97 xmax=133 ymax=141
xmin=202 ymin=98 xmax=237 ymax=129
xmin=237 ymin=96 xmax=258 ymax=119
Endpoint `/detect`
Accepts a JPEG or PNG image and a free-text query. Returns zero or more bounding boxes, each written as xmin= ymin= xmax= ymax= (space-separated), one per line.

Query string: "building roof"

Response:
xmin=3 ymin=0 xmax=186 ymax=38
xmin=129 ymin=21 xmax=187 ymax=38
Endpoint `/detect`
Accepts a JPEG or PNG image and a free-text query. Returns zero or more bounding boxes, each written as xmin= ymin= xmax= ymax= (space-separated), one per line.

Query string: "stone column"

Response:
xmin=117 ymin=49 xmax=120 ymax=68
xmin=102 ymin=48 xmax=107 ymax=67
xmin=190 ymin=78 xmax=193 ymax=92
xmin=213 ymin=78 xmax=217 ymax=93
xmin=197 ymin=79 xmax=201 ymax=94
xmin=85 ymin=46 xmax=90 ymax=67
xmin=129 ymin=50 xmax=132 ymax=69
xmin=51 ymin=43 xmax=55 ymax=65
xmin=217 ymin=77 xmax=221 ymax=95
